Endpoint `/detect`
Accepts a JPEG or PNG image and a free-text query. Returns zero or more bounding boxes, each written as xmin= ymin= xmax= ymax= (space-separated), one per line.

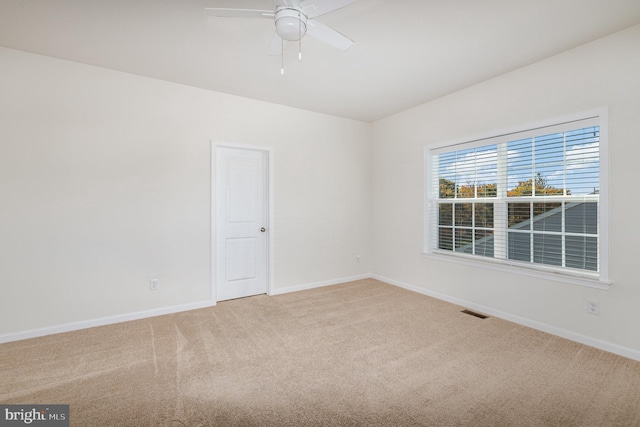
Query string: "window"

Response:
xmin=426 ymin=113 xmax=608 ymax=285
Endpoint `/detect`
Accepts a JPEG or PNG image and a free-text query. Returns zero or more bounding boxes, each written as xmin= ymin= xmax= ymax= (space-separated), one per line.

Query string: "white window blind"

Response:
xmin=427 ymin=116 xmax=603 ymax=279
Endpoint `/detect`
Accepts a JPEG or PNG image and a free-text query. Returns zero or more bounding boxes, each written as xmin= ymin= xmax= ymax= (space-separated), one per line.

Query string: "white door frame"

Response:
xmin=211 ymin=141 xmax=274 ymax=303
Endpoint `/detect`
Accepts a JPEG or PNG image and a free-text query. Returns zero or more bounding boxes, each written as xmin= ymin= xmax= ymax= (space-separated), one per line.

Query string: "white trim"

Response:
xmin=269 ymin=274 xmax=372 ymax=296
xmin=214 ymin=141 xmax=275 ymax=152
xmin=424 ymin=107 xmax=609 ymax=286
xmin=210 ymin=141 xmax=216 ymax=302
xmin=597 ymin=107 xmax=610 ymax=282
xmin=372 ymin=274 xmax=640 ymax=362
xmin=4 ymin=274 xmax=638 ymax=363
xmin=423 ymin=145 xmax=433 ymax=253
xmin=0 ymin=300 xmax=215 ymax=344
xmin=1 ymin=274 xmax=367 ymax=343
xmin=422 ymin=251 xmax=611 ymax=290
xmin=211 ymin=141 xmax=275 ymax=301
xmin=267 ymin=148 xmax=275 ymax=297
xmin=426 ymin=108 xmax=604 ymax=152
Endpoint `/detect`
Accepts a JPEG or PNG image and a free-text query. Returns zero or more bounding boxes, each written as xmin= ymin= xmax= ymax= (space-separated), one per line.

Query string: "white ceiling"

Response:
xmin=1 ymin=0 xmax=640 ymax=122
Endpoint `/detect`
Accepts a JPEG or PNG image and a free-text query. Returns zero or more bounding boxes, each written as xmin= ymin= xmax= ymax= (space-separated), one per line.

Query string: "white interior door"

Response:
xmin=215 ymin=146 xmax=268 ymax=301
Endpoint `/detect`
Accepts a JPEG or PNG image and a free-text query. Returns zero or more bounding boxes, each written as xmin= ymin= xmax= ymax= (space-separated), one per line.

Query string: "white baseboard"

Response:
xmin=269 ymin=274 xmax=372 ymax=296
xmin=0 ymin=299 xmax=215 ymax=344
xmin=0 ymin=273 xmax=371 ymax=344
xmin=372 ymin=274 xmax=640 ymax=363
xmin=5 ymin=273 xmax=639 ymax=363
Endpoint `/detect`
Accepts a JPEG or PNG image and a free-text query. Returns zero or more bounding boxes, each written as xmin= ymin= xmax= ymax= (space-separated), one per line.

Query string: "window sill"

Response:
xmin=422 ymin=251 xmax=611 ymax=290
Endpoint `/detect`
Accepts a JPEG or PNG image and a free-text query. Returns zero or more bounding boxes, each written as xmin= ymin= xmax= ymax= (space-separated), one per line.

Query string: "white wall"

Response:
xmin=3 ymin=24 xmax=639 ymax=358
xmin=371 ymin=25 xmax=640 ymax=357
xmin=0 ymin=47 xmax=371 ymax=337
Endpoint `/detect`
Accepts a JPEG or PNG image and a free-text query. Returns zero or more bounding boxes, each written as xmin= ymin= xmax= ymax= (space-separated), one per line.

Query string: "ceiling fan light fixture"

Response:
xmin=275 ymin=8 xmax=307 ymax=41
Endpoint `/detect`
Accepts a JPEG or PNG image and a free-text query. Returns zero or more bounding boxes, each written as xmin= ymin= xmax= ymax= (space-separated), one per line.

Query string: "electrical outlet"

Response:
xmin=150 ymin=279 xmax=159 ymax=291
xmin=587 ymin=300 xmax=599 ymax=315
xmin=356 ymin=255 xmax=361 ymax=263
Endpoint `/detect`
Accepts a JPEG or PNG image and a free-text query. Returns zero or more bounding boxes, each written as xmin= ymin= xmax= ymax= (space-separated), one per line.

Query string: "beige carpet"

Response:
xmin=2 ymin=279 xmax=640 ymax=426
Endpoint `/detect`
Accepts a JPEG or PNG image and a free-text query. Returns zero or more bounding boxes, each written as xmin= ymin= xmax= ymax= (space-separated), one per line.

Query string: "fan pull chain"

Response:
xmin=298 ymin=11 xmax=302 ymax=60
xmin=281 ymin=36 xmax=285 ymax=75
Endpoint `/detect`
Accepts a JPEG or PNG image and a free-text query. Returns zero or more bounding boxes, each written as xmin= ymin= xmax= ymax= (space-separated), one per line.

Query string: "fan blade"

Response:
xmin=205 ymin=8 xmax=275 ymax=19
xmin=306 ymin=19 xmax=354 ymax=51
xmin=300 ymin=0 xmax=358 ymax=18
xmin=268 ymin=33 xmax=284 ymax=55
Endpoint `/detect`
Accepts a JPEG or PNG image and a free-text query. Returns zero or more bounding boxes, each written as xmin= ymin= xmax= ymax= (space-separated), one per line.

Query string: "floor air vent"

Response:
xmin=461 ymin=309 xmax=489 ymax=319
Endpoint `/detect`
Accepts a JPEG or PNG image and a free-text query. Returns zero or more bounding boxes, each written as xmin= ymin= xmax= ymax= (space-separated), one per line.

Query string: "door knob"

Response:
xmin=260 ymin=227 xmax=266 ymax=232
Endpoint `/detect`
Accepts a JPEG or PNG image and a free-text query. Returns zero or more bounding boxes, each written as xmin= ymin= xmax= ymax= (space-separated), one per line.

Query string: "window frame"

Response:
xmin=423 ymin=109 xmax=610 ymax=290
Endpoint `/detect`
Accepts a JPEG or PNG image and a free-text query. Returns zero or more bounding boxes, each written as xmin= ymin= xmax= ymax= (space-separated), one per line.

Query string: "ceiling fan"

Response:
xmin=205 ymin=0 xmax=359 ymax=71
